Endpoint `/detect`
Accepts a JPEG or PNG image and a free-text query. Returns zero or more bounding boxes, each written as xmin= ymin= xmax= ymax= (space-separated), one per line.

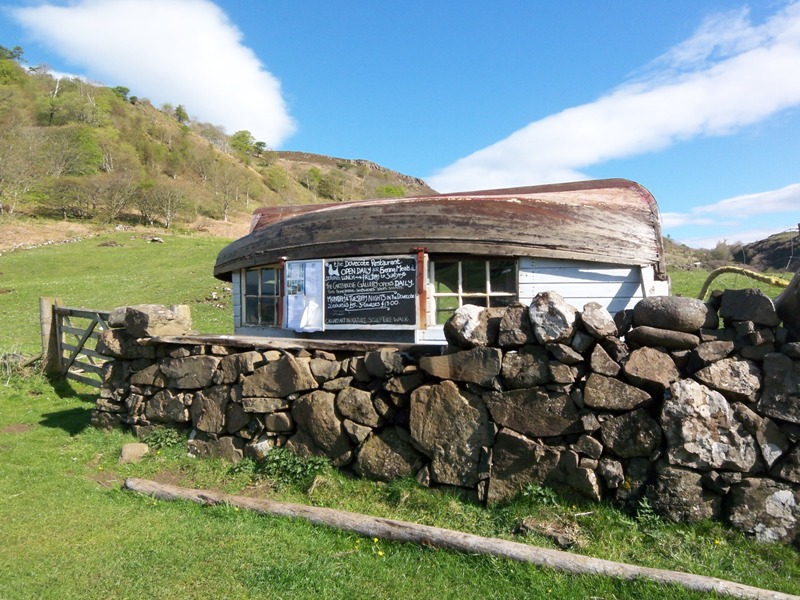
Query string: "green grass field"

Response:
xmin=1 ymin=230 xmax=799 ymax=598
xmin=1 ymin=373 xmax=799 ymax=599
xmin=0 ymin=231 xmax=233 ymax=356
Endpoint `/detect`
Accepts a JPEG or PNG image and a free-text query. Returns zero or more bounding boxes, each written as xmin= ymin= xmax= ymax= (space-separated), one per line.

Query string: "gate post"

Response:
xmin=39 ymin=297 xmax=63 ymax=374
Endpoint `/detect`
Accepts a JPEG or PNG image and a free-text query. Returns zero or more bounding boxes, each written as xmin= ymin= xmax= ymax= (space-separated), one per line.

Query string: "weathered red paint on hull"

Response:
xmin=215 ymin=178 xmax=666 ymax=281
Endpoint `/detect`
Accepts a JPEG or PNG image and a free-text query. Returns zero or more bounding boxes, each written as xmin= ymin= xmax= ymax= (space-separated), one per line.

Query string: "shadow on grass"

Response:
xmin=39 ymin=406 xmax=92 ymax=436
xmin=49 ymin=376 xmax=99 ymax=404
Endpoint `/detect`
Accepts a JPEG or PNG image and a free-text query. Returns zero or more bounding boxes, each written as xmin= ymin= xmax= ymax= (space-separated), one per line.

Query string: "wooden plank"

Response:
xmin=62 ymin=343 xmax=105 ymax=366
xmin=123 ymin=478 xmax=799 ymax=600
xmin=61 ymin=319 xmax=97 ymax=376
xmin=55 ymin=306 xmax=111 ymax=320
xmin=65 ymin=371 xmax=102 ymax=388
xmin=62 ymin=325 xmax=102 ymax=339
xmin=138 ymin=334 xmax=440 ymax=355
xmin=70 ymin=361 xmax=106 ymax=377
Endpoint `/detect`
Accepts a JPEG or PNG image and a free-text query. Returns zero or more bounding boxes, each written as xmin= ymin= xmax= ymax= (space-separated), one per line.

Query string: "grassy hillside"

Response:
xmin=0 ymin=230 xmax=232 ymax=356
xmin=0 ymin=51 xmax=434 ymax=232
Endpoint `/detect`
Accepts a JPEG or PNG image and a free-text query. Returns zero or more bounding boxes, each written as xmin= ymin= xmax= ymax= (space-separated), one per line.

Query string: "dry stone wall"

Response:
xmin=92 ymin=292 xmax=800 ymax=543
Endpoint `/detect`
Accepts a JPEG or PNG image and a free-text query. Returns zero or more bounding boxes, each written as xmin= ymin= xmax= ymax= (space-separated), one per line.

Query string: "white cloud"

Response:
xmin=665 ymin=182 xmax=800 ymax=225
xmin=12 ymin=0 xmax=295 ymax=147
xmin=662 ymin=182 xmax=800 ymax=247
xmin=427 ymin=2 xmax=800 ymax=192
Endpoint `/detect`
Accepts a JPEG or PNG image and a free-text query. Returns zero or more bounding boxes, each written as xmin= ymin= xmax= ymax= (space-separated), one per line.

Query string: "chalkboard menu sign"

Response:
xmin=324 ymin=256 xmax=418 ymax=328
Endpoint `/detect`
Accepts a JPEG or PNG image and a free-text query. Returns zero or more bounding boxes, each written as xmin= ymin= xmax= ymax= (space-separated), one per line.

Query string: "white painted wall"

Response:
xmin=519 ymin=257 xmax=659 ymax=313
xmin=232 ymin=271 xmax=242 ymax=329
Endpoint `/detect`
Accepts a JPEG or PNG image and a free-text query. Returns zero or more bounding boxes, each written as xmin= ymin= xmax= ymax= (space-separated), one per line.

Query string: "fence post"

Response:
xmin=40 ymin=297 xmax=63 ymax=374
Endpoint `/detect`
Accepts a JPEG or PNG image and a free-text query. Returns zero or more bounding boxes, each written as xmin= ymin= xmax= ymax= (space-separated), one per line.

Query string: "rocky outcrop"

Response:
xmin=93 ymin=292 xmax=800 ymax=543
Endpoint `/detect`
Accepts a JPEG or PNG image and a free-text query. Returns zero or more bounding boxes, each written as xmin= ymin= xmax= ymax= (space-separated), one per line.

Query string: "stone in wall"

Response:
xmin=364 ymin=348 xmax=403 ymax=378
xmin=528 ymin=291 xmax=577 ymax=345
xmin=410 ymin=380 xmax=494 ymax=487
xmin=96 ymin=329 xmax=157 ymax=360
xmin=625 ymin=326 xmax=700 ymax=350
xmin=497 ymin=302 xmax=536 ymax=348
xmin=290 ymin=390 xmax=353 ymax=467
xmin=217 ymin=351 xmax=264 ymax=384
xmin=583 ymin=373 xmax=651 ymax=411
xmin=190 ymin=385 xmax=232 ymax=434
xmin=600 ymin=409 xmax=662 ymax=458
xmin=758 ymin=353 xmax=800 ymax=424
xmin=483 ymin=387 xmax=582 ymax=438
xmin=661 ymin=379 xmax=757 ymax=472
xmin=686 ymin=340 xmax=735 ymax=374
xmin=772 ymin=445 xmax=800 ymax=484
xmin=622 ymin=347 xmax=679 ymax=395
xmin=110 ymin=304 xmax=193 ymax=337
xmin=130 ymin=363 xmax=167 ymax=387
xmin=633 ymin=295 xmax=715 ymax=333
xmin=693 ymin=357 xmax=762 ymax=403
xmin=145 ymin=389 xmax=189 ymax=423
xmin=719 ymin=289 xmax=780 ymax=327
xmin=241 ymin=354 xmax=318 ymax=397
xmin=649 ymin=462 xmax=722 ymax=522
xmin=486 ymin=428 xmax=561 ymax=505
xmin=580 ymin=302 xmax=617 ymax=339
xmin=589 ymin=344 xmax=620 ymax=377
xmin=444 ymin=305 xmax=504 ymax=348
xmin=500 ymin=346 xmax=549 ymax=390
xmin=335 ymin=387 xmax=382 ymax=428
xmin=353 ymin=427 xmax=426 ymax=482
xmin=726 ymin=478 xmax=800 ymax=543
xmin=161 ymin=355 xmax=220 ymax=389
xmin=418 ymin=347 xmax=502 ymax=387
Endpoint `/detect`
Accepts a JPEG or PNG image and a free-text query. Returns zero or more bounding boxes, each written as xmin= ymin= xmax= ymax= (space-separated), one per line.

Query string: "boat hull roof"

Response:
xmin=214 ymin=178 xmax=666 ymax=281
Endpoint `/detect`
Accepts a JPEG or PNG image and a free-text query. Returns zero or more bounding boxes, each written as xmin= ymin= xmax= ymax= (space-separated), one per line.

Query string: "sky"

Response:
xmin=1 ymin=0 xmax=799 ymax=249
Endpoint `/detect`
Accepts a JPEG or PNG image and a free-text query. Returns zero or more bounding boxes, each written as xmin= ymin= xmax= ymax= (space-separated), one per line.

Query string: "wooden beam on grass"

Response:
xmin=123 ymin=478 xmax=797 ymax=600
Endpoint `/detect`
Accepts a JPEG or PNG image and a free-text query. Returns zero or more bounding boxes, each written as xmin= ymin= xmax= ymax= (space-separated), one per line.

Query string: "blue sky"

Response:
xmin=1 ymin=0 xmax=799 ymax=249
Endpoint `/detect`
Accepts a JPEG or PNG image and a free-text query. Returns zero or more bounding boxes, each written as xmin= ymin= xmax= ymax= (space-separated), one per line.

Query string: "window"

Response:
xmin=243 ymin=266 xmax=281 ymax=326
xmin=430 ymin=258 xmax=517 ymax=324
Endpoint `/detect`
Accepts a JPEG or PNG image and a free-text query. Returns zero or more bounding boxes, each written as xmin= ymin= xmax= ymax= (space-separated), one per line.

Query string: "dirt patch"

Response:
xmin=151 ymin=469 xmax=187 ymax=488
xmin=0 ymin=423 xmax=35 ymax=434
xmin=0 ymin=220 xmax=97 ymax=253
xmin=88 ymin=471 xmax=121 ymax=489
xmin=187 ymin=215 xmax=250 ymax=239
xmin=240 ymin=480 xmax=276 ymax=499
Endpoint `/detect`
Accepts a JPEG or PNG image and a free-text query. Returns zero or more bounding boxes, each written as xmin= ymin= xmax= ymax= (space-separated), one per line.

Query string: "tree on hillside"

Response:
xmin=264 ymin=164 xmax=288 ymax=192
xmin=254 ymin=140 xmax=267 ymax=156
xmin=135 ymin=178 xmax=186 ymax=227
xmin=174 ymin=104 xmax=188 ymax=124
xmin=303 ymin=167 xmax=322 ymax=197
xmin=209 ymin=159 xmax=238 ymax=222
xmin=230 ymin=130 xmax=255 ymax=156
xmin=376 ymin=184 xmax=406 ymax=198
xmin=41 ymin=125 xmax=103 ymax=178
xmin=0 ymin=125 xmax=39 ymax=215
xmin=191 ymin=121 xmax=228 ymax=150
xmin=319 ymin=170 xmax=345 ymax=201
xmin=0 ymin=45 xmax=24 ymax=61
xmin=111 ymin=86 xmax=129 ymax=101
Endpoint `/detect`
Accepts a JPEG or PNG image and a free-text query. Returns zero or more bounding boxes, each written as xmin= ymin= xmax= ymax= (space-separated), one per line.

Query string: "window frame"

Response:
xmin=429 ymin=257 xmax=518 ymax=325
xmin=242 ymin=265 xmax=282 ymax=327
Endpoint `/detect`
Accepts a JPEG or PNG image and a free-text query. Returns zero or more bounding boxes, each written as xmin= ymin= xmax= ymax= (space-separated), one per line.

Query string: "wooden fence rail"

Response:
xmin=40 ymin=297 xmax=111 ymax=388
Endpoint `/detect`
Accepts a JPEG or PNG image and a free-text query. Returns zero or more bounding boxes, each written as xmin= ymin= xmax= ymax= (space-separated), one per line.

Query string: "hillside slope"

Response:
xmin=0 ymin=49 xmax=435 ymax=231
